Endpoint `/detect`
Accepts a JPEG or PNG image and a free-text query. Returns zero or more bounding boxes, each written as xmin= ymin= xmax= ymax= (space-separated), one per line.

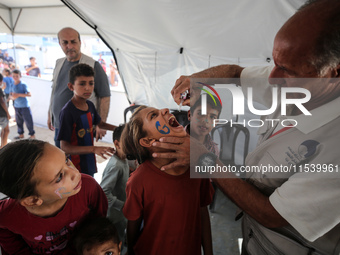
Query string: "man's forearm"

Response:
xmin=192 ymin=64 xmax=244 ymax=80
xmin=212 ymin=159 xmax=288 ymax=228
xmin=98 ymin=96 xmax=110 ymax=122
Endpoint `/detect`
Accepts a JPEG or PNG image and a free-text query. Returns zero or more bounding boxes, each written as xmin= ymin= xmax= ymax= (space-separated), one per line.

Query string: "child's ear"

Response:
xmin=139 ymin=137 xmax=156 ymax=148
xmin=118 ymin=241 xmax=122 ymax=254
xmin=114 ymin=140 xmax=120 ymax=149
xmin=187 ymin=109 xmax=191 ymax=121
xmin=67 ymin=82 xmax=74 ymax=91
xmin=20 ymin=196 xmax=43 ymax=207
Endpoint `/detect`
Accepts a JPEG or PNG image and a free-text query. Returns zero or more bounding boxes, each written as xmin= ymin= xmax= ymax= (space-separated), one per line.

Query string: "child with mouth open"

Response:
xmin=122 ymin=106 xmax=214 ymax=255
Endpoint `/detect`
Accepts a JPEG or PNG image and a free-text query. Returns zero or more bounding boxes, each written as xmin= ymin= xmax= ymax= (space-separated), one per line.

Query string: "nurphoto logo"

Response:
xmin=199 ymin=83 xmax=311 ymax=128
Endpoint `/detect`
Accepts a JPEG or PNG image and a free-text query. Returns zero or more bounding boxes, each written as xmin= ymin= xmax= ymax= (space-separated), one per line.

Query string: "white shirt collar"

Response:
xmin=286 ymin=97 xmax=340 ymax=134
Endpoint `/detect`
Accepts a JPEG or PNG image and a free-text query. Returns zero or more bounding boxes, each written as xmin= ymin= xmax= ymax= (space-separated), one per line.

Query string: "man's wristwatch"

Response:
xmin=197 ymin=152 xmax=217 ymax=167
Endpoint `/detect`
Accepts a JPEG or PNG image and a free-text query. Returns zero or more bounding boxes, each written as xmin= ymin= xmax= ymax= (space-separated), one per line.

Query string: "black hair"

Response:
xmin=73 ymin=217 xmax=120 ymax=254
xmin=12 ymin=69 xmax=21 ymax=76
xmin=191 ymin=94 xmax=222 ymax=117
xmin=29 ymin=57 xmax=35 ymax=61
xmin=112 ymin=124 xmax=125 ymax=143
xmin=0 ymin=140 xmax=47 ymax=200
xmin=0 ymin=73 xmax=3 ymax=82
xmin=69 ymin=63 xmax=95 ymax=84
xmin=3 ymin=68 xmax=11 ymax=76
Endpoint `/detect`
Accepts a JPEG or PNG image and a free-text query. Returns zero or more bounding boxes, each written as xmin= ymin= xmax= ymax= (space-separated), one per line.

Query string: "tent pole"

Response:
xmin=9 ymin=8 xmax=17 ymax=65
xmin=8 ymin=7 xmax=22 ymax=65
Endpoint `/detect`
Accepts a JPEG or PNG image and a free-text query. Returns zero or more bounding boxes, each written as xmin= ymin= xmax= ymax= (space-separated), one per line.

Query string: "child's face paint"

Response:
xmin=137 ymin=107 xmax=186 ymax=141
xmin=54 ymin=187 xmax=72 ymax=199
xmin=32 ymin=143 xmax=82 ymax=204
xmin=156 ymin=121 xmax=170 ymax=134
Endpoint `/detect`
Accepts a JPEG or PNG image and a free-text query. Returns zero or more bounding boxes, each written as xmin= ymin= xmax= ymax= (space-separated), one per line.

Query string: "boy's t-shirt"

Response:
xmin=3 ymin=76 xmax=14 ymax=95
xmin=0 ymin=174 xmax=108 ymax=254
xmin=12 ymin=81 xmax=30 ymax=108
xmin=58 ymin=100 xmax=101 ymax=176
xmin=123 ymin=160 xmax=214 ymax=255
xmin=26 ymin=65 xmax=41 ymax=77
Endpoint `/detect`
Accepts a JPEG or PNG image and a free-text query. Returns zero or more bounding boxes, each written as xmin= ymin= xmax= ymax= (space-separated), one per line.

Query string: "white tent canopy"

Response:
xmin=0 ymin=0 xmax=305 ymax=109
xmin=0 ymin=0 xmax=95 ymax=36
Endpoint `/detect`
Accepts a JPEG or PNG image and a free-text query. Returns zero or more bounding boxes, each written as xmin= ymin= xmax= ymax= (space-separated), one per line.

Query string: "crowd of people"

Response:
xmin=0 ymin=51 xmax=16 ymax=73
xmin=0 ymin=0 xmax=339 ymax=254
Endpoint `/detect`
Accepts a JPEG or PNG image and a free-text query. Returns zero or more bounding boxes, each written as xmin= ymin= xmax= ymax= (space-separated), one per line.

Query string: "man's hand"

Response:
xmin=171 ymin=75 xmax=202 ymax=106
xmin=95 ymin=125 xmax=107 ymax=141
xmin=152 ymin=134 xmax=210 ymax=170
xmin=47 ymin=114 xmax=55 ymax=131
xmin=152 ymin=135 xmax=190 ymax=170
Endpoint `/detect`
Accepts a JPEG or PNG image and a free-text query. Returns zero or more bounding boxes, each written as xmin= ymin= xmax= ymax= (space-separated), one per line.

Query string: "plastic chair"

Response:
xmin=124 ymin=105 xmax=141 ymax=123
xmin=209 ymin=123 xmax=250 ymax=211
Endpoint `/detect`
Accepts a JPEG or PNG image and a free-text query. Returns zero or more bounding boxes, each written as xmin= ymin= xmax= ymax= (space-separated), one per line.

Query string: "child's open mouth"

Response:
xmin=168 ymin=115 xmax=180 ymax=127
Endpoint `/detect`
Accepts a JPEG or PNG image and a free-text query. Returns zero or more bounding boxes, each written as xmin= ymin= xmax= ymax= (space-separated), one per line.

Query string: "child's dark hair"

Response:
xmin=112 ymin=124 xmax=126 ymax=143
xmin=121 ymin=105 xmax=150 ymax=164
xmin=3 ymin=68 xmax=11 ymax=76
xmin=73 ymin=217 xmax=120 ymax=254
xmin=191 ymin=94 xmax=222 ymax=117
xmin=12 ymin=69 xmax=21 ymax=76
xmin=69 ymin=63 xmax=95 ymax=84
xmin=0 ymin=139 xmax=48 ymax=200
xmin=0 ymin=73 xmax=3 ymax=82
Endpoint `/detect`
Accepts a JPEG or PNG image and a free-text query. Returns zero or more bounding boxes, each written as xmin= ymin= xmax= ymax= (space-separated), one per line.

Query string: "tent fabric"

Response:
xmin=0 ymin=0 xmax=95 ymax=36
xmin=64 ymin=0 xmax=305 ymax=109
xmin=0 ymin=0 xmax=305 ymax=109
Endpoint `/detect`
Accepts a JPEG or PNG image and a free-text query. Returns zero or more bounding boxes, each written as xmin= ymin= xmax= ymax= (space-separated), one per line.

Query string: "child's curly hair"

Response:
xmin=69 ymin=63 xmax=95 ymax=84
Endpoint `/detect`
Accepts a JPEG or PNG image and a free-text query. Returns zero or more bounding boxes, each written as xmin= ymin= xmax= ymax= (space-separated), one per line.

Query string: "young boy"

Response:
xmin=188 ymin=94 xmax=222 ymax=211
xmin=2 ymin=68 xmax=14 ymax=107
xmin=187 ymin=94 xmax=222 ymax=156
xmin=0 ymin=74 xmax=10 ymax=148
xmin=25 ymin=57 xmax=41 ymax=78
xmin=100 ymin=124 xmax=129 ymax=243
xmin=11 ymin=69 xmax=35 ymax=139
xmin=73 ymin=217 xmax=122 ymax=255
xmin=58 ymin=63 xmax=116 ymax=177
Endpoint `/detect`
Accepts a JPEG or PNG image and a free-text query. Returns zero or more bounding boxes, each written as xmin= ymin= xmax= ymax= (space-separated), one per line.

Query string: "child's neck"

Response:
xmin=71 ymin=96 xmax=88 ymax=111
xmin=191 ymin=132 xmax=206 ymax=144
xmin=14 ymin=80 xmax=20 ymax=85
xmin=115 ymin=151 xmax=126 ymax=161
xmin=24 ymin=197 xmax=68 ymax=218
xmin=150 ymin=158 xmax=188 ymax=176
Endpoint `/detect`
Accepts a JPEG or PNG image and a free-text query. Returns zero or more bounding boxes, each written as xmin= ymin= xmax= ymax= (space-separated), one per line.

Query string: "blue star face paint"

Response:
xmin=156 ymin=121 xmax=170 ymax=134
xmin=54 ymin=187 xmax=72 ymax=199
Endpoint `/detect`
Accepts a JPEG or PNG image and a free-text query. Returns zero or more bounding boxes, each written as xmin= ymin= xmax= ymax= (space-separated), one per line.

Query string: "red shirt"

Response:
xmin=0 ymin=174 xmax=108 ymax=254
xmin=123 ymin=160 xmax=214 ymax=255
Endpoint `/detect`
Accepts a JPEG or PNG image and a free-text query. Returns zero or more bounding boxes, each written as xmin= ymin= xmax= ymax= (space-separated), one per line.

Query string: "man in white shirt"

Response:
xmin=154 ymin=0 xmax=340 ymax=254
